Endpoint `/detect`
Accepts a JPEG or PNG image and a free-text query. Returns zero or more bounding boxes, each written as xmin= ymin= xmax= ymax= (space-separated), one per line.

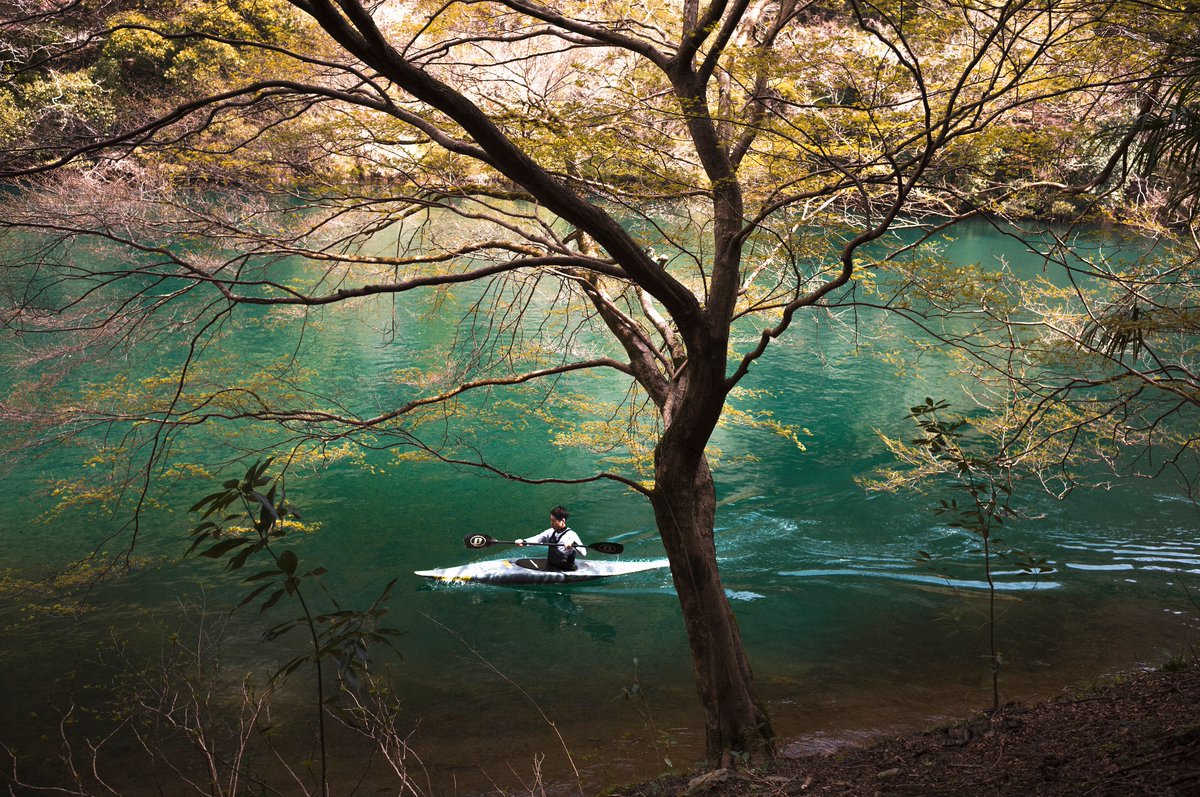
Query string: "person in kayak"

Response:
xmin=514 ymin=506 xmax=586 ymax=571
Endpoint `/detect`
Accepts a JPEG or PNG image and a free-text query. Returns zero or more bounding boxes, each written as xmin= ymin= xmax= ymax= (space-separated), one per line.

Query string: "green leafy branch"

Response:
xmin=907 ymin=398 xmax=1051 ymax=712
xmin=186 ymin=458 xmax=401 ymax=796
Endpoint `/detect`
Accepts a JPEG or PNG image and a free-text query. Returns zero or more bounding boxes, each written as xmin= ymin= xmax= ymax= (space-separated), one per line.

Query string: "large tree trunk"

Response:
xmin=651 ymin=440 xmax=774 ymax=765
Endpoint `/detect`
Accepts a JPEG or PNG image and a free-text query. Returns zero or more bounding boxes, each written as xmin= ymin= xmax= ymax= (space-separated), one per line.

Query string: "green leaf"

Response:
xmin=199 ymin=538 xmax=248 ymax=559
xmin=228 ymin=543 xmax=262 ymax=571
xmin=279 ymin=657 xmax=307 ymax=679
xmin=270 ymin=653 xmax=308 ymax=683
xmin=202 ymin=494 xmax=239 ymax=519
xmin=243 ymin=569 xmax=278 ymax=582
xmin=260 ymin=588 xmax=285 ymax=612
xmin=238 ymin=582 xmax=274 ymax=609
xmin=246 ymin=458 xmax=274 ymax=489
xmin=314 ymin=610 xmax=356 ymax=623
xmin=185 ymin=535 xmax=211 ymax=557
xmin=252 ymin=490 xmax=279 ymax=515
xmin=189 ymin=492 xmax=226 ymax=513
xmin=263 ymin=620 xmax=296 ymax=641
xmin=277 ymin=550 xmax=298 ymax=576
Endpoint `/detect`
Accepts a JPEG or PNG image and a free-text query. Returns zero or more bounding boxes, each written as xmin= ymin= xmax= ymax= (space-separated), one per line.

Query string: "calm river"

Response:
xmin=0 ymin=219 xmax=1196 ymax=795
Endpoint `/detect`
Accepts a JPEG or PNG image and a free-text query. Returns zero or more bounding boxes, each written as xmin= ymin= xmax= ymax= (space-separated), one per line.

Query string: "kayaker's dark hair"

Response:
xmin=550 ymin=505 xmax=570 ymax=521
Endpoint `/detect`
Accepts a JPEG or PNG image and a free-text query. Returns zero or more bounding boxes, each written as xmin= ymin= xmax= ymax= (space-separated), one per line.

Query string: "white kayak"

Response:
xmin=415 ymin=556 xmax=670 ymax=584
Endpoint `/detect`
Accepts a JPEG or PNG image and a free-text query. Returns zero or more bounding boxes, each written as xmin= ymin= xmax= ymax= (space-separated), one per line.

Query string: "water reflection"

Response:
xmin=514 ymin=588 xmax=621 ymax=642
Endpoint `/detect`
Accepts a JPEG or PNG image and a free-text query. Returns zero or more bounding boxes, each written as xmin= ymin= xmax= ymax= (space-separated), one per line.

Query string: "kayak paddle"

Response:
xmin=463 ymin=533 xmax=624 ymax=555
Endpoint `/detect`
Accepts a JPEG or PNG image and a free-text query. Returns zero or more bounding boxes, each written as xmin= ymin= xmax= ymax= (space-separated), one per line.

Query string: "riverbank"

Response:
xmin=612 ymin=665 xmax=1200 ymax=796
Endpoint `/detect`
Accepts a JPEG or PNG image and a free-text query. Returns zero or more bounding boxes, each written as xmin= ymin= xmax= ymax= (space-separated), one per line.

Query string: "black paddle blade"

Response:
xmin=587 ymin=541 xmax=624 ymax=555
xmin=464 ymin=533 xmax=497 ymax=549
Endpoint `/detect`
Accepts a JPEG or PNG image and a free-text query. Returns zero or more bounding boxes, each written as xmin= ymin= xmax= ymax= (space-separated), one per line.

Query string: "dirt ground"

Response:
xmin=610 ymin=665 xmax=1200 ymax=797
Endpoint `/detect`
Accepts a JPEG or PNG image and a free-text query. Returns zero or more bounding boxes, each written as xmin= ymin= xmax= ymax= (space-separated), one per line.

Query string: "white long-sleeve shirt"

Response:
xmin=519 ymin=526 xmax=587 ymax=556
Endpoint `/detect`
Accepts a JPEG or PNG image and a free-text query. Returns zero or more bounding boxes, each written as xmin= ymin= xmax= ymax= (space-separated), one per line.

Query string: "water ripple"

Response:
xmin=776 ymin=567 xmax=1061 ymax=592
xmin=1049 ymin=534 xmax=1200 ymax=574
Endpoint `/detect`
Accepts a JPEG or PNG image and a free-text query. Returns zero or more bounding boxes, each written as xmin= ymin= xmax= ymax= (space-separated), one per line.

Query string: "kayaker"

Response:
xmin=514 ymin=505 xmax=586 ymax=571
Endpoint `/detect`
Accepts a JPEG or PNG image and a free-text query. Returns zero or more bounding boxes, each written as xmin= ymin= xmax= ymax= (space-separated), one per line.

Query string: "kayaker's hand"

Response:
xmin=514 ymin=538 xmax=525 ymax=546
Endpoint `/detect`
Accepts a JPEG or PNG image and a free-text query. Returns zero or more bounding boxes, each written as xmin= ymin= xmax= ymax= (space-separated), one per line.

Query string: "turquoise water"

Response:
xmin=1 ymin=219 xmax=1197 ymax=794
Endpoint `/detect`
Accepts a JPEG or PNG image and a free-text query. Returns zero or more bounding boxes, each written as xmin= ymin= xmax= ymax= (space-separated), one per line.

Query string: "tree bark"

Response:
xmin=650 ymin=333 xmax=774 ymax=763
xmin=651 ymin=445 xmax=774 ymax=764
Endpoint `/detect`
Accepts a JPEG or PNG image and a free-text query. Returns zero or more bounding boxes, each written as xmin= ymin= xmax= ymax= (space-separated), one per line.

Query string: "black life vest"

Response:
xmin=546 ymin=527 xmax=577 ymax=571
